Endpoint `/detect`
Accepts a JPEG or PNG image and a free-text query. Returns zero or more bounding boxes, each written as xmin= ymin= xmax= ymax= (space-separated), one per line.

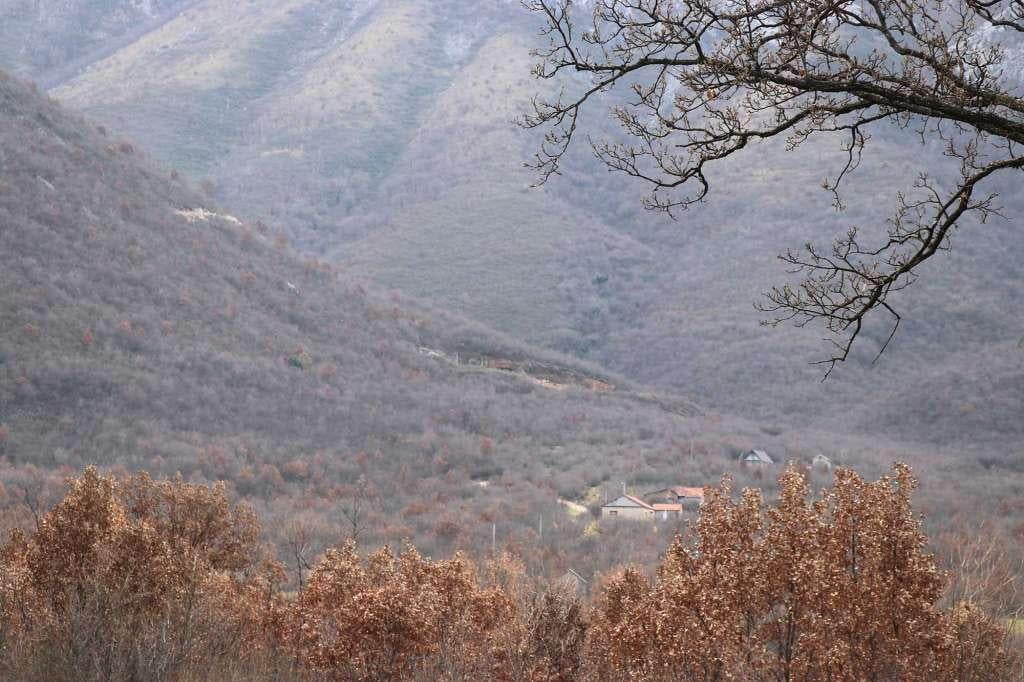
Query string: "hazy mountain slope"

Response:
xmin=49 ymin=0 xmax=382 ymax=179
xmin=42 ymin=0 xmax=1024 ymax=447
xmin=53 ymin=0 xmax=498 ymax=225
xmin=570 ymin=135 xmax=1024 ymax=427
xmin=210 ymin=0 xmax=462 ymax=245
xmin=338 ymin=29 xmax=657 ymax=348
xmin=0 ymin=0 xmax=196 ymax=83
xmin=1 ymin=68 xmax=733 ymax=566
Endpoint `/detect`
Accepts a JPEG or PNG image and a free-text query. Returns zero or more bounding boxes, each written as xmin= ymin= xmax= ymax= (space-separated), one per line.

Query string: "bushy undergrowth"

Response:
xmin=0 ymin=466 xmax=1018 ymax=681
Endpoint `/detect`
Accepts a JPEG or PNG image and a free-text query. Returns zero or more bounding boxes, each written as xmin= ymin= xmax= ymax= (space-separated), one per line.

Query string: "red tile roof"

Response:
xmin=652 ymin=503 xmax=683 ymax=512
xmin=645 ymin=486 xmax=706 ymax=500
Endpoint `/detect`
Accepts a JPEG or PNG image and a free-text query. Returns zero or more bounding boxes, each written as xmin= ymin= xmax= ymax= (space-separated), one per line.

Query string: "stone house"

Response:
xmin=601 ymin=494 xmax=655 ymax=520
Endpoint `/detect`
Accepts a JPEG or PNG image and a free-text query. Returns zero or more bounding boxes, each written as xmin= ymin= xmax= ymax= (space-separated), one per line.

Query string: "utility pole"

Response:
xmin=491 ymin=523 xmax=496 ymax=555
xmin=538 ymin=514 xmax=543 ymax=541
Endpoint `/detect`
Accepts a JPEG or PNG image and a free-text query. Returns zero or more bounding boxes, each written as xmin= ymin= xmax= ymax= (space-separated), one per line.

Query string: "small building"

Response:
xmin=652 ymin=502 xmax=683 ymax=520
xmin=739 ymin=449 xmax=774 ymax=466
xmin=601 ymin=494 xmax=655 ymax=521
xmin=644 ymin=486 xmax=705 ymax=507
xmin=812 ymin=454 xmax=833 ymax=474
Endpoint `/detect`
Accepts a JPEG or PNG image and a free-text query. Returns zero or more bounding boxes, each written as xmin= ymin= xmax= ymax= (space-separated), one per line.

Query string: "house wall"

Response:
xmin=601 ymin=506 xmax=653 ymax=521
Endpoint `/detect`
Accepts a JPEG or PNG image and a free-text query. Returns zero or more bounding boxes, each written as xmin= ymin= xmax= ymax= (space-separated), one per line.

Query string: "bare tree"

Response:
xmin=337 ymin=477 xmax=376 ymax=545
xmin=521 ymin=0 xmax=1024 ymax=374
xmin=280 ymin=516 xmax=322 ymax=591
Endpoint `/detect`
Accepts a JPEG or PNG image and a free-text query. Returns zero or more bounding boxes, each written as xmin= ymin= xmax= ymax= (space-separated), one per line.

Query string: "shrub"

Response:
xmin=0 ymin=466 xmax=1015 ymax=681
xmin=290 ymin=543 xmax=515 ymax=680
xmin=0 ymin=468 xmax=269 ymax=680
xmin=584 ymin=464 xmax=1017 ymax=680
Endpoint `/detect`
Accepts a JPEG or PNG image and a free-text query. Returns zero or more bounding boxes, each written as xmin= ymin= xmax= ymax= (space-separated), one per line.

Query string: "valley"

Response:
xmin=0 ymin=2 xmax=1022 ymax=677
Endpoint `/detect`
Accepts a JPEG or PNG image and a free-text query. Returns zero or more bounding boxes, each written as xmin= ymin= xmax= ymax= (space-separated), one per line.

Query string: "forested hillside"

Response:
xmin=2 ymin=66 xmax=1023 ymax=586
xmin=35 ymin=0 xmax=1024 ymax=449
xmin=0 ymin=1 xmax=1021 ymax=677
xmin=0 ymin=69 xmax=732 ymax=577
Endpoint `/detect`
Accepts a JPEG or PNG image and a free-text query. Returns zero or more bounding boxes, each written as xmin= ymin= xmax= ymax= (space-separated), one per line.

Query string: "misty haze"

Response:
xmin=0 ymin=0 xmax=1022 ymax=679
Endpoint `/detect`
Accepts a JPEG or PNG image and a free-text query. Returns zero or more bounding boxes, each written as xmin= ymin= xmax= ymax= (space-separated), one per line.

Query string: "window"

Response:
xmin=609 ymin=510 xmax=618 ymax=516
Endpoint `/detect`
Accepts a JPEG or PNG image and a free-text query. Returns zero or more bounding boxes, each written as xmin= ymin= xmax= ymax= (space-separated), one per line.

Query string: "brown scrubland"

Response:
xmin=1 ymin=465 xmax=1018 ymax=681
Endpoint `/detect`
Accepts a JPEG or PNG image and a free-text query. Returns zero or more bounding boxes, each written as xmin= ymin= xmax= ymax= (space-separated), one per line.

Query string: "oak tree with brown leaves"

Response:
xmin=0 ymin=468 xmax=272 ymax=680
xmin=0 ymin=466 xmax=1016 ymax=680
xmin=586 ymin=464 xmax=1015 ymax=680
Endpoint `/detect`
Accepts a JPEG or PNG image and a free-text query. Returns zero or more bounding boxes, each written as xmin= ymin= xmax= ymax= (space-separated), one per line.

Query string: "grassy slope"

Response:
xmin=45 ymin=0 xmax=1024 ymax=450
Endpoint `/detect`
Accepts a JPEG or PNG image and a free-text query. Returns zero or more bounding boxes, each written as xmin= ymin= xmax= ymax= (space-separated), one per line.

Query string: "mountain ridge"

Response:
xmin=4 ymin=0 xmax=1021 ymax=451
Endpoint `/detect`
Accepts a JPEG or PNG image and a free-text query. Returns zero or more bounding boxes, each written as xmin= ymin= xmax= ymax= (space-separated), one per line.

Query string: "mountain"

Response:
xmin=2 ymin=0 xmax=1021 ymax=470
xmin=35 ymin=0 xmax=1024 ymax=451
xmin=0 ymin=0 xmax=199 ymax=85
xmin=1 ymin=57 xmax=1021 ymax=582
xmin=0 ymin=68 xmax=724 ymax=575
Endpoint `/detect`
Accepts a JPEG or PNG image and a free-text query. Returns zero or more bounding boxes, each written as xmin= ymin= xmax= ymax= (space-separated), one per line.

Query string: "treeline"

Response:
xmin=1 ymin=466 xmax=1018 ymax=681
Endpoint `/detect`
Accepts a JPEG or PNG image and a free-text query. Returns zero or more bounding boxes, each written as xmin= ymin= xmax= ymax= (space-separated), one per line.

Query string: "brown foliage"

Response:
xmin=0 ymin=468 xmax=271 ymax=680
xmin=290 ymin=542 xmax=515 ymax=679
xmin=585 ymin=464 xmax=1017 ymax=680
xmin=0 ymin=465 xmax=1016 ymax=681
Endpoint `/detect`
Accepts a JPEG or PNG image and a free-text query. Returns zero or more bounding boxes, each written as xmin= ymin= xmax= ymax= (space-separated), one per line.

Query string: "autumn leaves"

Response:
xmin=0 ymin=465 xmax=1017 ymax=680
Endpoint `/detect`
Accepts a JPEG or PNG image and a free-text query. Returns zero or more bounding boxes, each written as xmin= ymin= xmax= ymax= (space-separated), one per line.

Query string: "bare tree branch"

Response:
xmin=520 ymin=0 xmax=1024 ymax=372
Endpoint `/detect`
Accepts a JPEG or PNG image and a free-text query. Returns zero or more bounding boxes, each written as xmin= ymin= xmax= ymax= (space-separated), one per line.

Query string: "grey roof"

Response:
xmin=603 ymin=494 xmax=655 ymax=510
xmin=740 ymin=449 xmax=774 ymax=464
